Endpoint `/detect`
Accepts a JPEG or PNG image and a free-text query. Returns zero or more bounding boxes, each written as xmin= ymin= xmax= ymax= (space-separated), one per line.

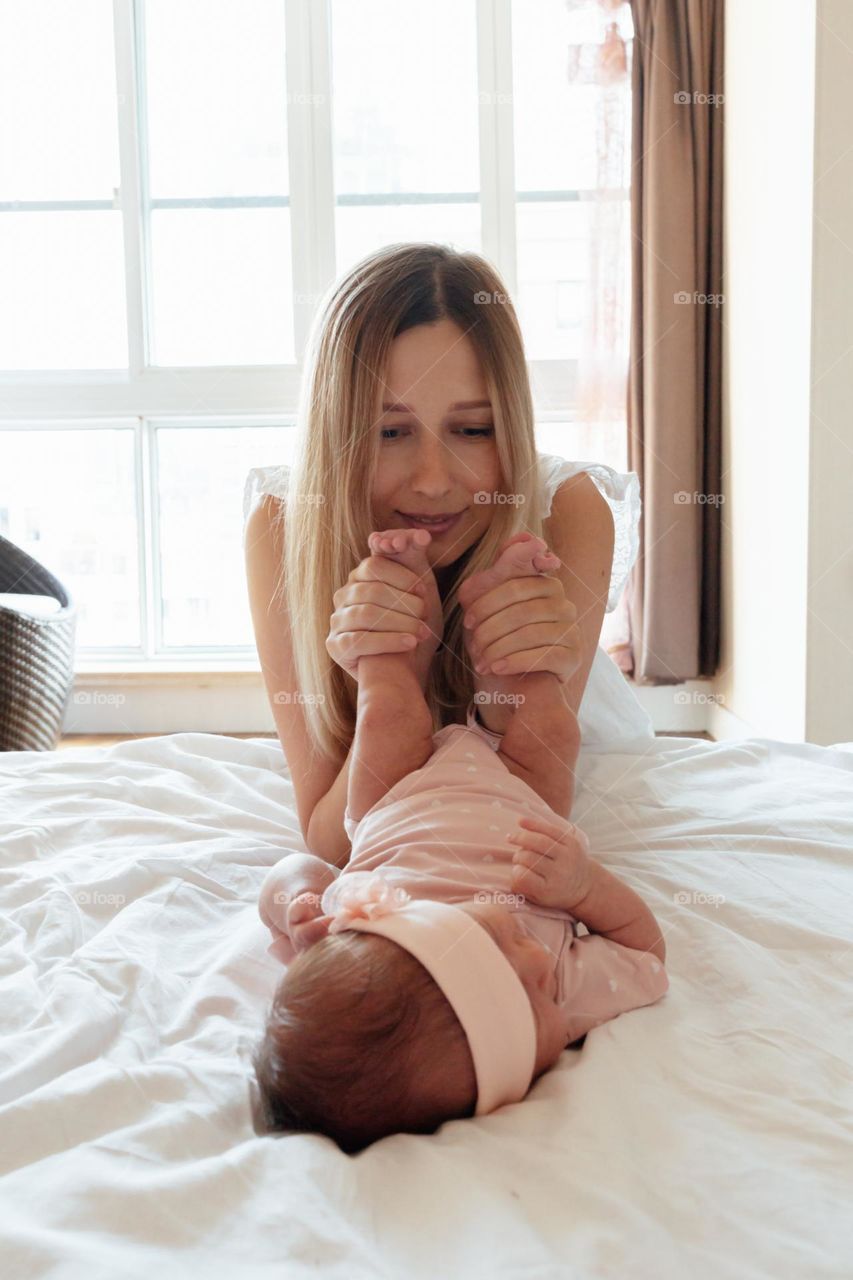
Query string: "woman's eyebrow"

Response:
xmin=381 ymin=399 xmax=492 ymax=412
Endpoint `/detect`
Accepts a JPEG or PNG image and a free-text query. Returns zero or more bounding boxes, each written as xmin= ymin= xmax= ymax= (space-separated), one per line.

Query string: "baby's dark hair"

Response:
xmin=253 ymin=929 xmax=479 ymax=1155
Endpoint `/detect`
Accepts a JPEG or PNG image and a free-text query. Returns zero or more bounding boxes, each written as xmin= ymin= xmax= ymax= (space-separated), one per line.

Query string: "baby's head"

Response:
xmin=253 ymin=928 xmax=476 ymax=1154
xmin=252 ymin=896 xmax=567 ymax=1154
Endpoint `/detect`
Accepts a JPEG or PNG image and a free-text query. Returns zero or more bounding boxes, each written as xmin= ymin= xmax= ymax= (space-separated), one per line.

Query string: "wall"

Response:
xmin=804 ymin=0 xmax=853 ymax=744
xmin=722 ymin=0 xmax=853 ymax=746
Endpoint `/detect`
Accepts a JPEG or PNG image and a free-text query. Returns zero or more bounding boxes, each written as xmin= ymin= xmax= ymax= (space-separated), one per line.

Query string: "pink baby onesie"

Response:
xmin=341 ymin=709 xmax=668 ymax=1046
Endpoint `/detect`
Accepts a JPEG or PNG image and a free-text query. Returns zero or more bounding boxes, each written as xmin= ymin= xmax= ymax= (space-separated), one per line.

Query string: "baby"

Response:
xmin=253 ymin=530 xmax=669 ymax=1155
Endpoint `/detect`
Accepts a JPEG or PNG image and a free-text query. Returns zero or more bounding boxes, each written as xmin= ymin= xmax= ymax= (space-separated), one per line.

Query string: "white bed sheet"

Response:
xmin=1 ymin=730 xmax=852 ymax=1280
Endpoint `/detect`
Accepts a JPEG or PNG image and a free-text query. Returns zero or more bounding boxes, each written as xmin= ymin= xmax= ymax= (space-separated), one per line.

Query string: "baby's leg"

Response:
xmin=459 ymin=533 xmax=581 ymax=817
xmin=497 ymin=671 xmax=581 ymax=818
xmin=348 ymin=530 xmax=437 ymax=825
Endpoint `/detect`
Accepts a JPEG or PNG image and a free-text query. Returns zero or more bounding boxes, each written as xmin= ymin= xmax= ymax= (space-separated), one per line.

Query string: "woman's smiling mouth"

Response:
xmin=395 ymin=510 xmax=466 ymax=535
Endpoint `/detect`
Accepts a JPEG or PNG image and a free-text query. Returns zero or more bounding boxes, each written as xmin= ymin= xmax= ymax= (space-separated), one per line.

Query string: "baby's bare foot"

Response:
xmin=367 ymin=527 xmax=444 ymax=686
xmin=457 ymin=531 xmax=560 ymax=614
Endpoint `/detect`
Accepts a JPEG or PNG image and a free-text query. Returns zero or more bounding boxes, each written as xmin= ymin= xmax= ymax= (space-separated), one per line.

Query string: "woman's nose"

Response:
xmin=410 ymin=445 xmax=453 ymax=491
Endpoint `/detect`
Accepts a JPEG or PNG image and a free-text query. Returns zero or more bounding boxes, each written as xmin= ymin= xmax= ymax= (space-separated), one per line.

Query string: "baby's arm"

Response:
xmin=259 ymin=852 xmax=339 ymax=942
xmin=568 ymin=861 xmax=666 ymax=963
xmin=509 ymin=812 xmax=666 ymax=963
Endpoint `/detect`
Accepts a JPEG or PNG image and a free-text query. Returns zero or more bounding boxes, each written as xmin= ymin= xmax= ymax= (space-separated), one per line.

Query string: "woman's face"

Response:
xmin=371 ymin=318 xmax=502 ymax=570
xmin=459 ymin=899 xmax=569 ymax=1078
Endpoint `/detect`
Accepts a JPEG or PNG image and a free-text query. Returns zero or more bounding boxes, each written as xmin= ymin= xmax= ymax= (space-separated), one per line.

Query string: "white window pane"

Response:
xmin=157 ymin=425 xmax=298 ymax=648
xmin=330 ymin=0 xmax=479 ymax=197
xmin=516 ymin=202 xmax=592 ymax=360
xmin=0 ymin=428 xmax=139 ymax=647
xmin=143 ymin=0 xmax=288 ymax=199
xmin=535 ymin=419 xmax=629 ymax=481
xmin=0 ymin=212 xmax=128 ymax=371
xmin=0 ymin=0 xmax=119 ymax=201
xmin=511 ymin=0 xmax=632 ymax=193
xmin=150 ymin=209 xmax=293 ymax=366
xmin=334 ymin=203 xmax=481 ymax=283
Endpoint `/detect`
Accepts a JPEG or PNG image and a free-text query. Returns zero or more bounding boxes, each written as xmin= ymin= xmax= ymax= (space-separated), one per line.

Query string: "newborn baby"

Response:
xmin=254 ymin=531 xmax=669 ymax=1155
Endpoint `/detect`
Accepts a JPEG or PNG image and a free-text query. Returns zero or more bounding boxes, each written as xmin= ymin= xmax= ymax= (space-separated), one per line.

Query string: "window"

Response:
xmin=0 ymin=0 xmax=632 ymax=668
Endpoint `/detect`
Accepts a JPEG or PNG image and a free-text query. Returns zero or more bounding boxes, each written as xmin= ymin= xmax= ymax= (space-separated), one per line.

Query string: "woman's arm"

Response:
xmin=245 ymin=499 xmax=433 ymax=868
xmin=305 ymin=746 xmax=355 ymax=869
xmin=245 ymin=496 xmax=353 ymax=866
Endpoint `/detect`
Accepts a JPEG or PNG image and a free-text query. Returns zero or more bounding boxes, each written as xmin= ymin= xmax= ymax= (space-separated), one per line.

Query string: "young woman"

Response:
xmin=243 ymin=242 xmax=638 ymax=868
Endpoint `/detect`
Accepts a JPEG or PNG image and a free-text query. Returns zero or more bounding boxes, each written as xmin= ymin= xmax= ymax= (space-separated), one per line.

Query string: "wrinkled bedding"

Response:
xmin=1 ymin=730 xmax=852 ymax=1280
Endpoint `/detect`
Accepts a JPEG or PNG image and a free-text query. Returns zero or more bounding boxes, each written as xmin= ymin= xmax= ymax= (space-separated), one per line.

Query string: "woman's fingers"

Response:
xmin=353 ymin=554 xmax=426 ymax=598
xmin=334 ymin=578 xmax=425 ymax=621
xmin=332 ymin=629 xmax=420 ymax=660
xmin=470 ymin=622 xmax=576 ymax=668
xmin=339 ymin=602 xmax=430 ymax=638
xmin=331 ymin=586 xmax=430 ymax=666
xmin=326 ymin=551 xmax=439 ymax=679
xmin=469 ymin=603 xmax=576 ymax=655
xmin=473 ymin=643 xmax=577 ymax=679
xmin=463 ymin=575 xmax=564 ymax=633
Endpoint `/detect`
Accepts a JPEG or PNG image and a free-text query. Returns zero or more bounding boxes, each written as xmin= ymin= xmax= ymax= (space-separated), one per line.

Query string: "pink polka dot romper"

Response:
xmin=341 ymin=707 xmax=669 ymax=1046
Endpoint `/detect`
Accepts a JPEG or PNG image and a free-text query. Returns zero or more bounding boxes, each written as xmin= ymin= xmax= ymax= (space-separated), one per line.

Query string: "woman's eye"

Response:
xmin=379 ymin=426 xmax=494 ymax=441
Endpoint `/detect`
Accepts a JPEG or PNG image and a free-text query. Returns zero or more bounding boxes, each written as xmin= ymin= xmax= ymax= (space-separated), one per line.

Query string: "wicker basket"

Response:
xmin=0 ymin=535 xmax=77 ymax=751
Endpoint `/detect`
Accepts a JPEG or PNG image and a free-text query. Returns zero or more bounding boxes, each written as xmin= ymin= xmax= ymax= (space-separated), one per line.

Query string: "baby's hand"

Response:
xmin=287 ymin=891 xmax=332 ymax=953
xmin=508 ymin=812 xmax=594 ymax=911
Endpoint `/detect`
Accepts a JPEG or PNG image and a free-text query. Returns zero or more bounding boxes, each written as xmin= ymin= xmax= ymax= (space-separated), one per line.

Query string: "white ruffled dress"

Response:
xmin=242 ymin=452 xmax=653 ymax=748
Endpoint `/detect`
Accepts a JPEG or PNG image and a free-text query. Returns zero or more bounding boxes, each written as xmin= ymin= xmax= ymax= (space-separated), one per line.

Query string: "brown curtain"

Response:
xmin=626 ymin=0 xmax=724 ymax=683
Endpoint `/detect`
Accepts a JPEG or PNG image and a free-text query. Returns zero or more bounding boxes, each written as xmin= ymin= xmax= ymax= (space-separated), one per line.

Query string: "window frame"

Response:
xmin=0 ymin=0 xmax=630 ymax=697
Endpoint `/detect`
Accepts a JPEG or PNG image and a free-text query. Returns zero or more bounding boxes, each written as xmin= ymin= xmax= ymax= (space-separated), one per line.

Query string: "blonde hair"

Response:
xmin=277 ymin=241 xmax=545 ymax=761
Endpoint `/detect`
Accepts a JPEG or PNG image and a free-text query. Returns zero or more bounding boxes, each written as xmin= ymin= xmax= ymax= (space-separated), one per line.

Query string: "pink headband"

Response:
xmin=319 ymin=873 xmax=537 ymax=1115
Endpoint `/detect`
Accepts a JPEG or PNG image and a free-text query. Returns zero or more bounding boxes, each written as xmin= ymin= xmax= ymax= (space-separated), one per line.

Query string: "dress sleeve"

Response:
xmin=538 ymin=453 xmax=641 ymax=614
xmin=558 ymin=932 xmax=669 ymax=1045
xmin=242 ymin=464 xmax=291 ymax=539
xmin=343 ymin=807 xmax=360 ymax=842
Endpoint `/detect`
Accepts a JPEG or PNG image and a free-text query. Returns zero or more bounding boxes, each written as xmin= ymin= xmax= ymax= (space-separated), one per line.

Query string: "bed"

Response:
xmin=2 ymin=718 xmax=852 ymax=1279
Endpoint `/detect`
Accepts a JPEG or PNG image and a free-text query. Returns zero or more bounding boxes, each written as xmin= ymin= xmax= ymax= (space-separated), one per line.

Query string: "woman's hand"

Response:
xmin=459 ymin=537 xmax=582 ymax=685
xmin=326 ymin=550 xmax=435 ymax=683
xmin=508 ymin=812 xmax=594 ymax=913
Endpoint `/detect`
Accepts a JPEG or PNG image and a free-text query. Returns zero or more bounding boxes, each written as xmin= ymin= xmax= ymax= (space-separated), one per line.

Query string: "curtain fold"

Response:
xmin=626 ymin=0 xmax=725 ymax=682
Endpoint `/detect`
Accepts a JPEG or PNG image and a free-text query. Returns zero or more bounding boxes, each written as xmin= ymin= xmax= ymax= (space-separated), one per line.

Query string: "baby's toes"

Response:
xmin=460 ymin=533 xmax=554 ymax=609
xmin=369 ymin=526 xmax=433 ymax=577
xmin=368 ymin=529 xmax=407 ymax=555
xmin=532 ymin=548 xmax=561 ymax=572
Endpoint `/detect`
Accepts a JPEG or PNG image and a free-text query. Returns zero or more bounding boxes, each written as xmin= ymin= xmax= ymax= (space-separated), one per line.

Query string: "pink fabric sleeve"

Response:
xmin=561 ymin=933 xmax=669 ymax=1045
